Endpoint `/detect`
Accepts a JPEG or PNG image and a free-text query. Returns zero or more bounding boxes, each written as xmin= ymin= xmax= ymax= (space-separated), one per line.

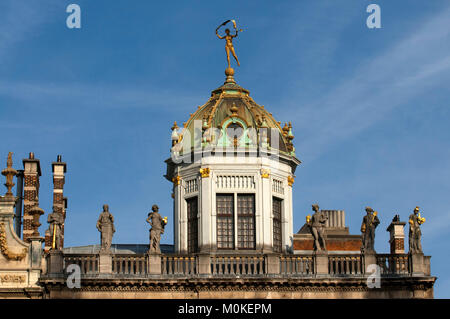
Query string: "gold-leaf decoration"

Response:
xmin=200 ymin=167 xmax=210 ymax=178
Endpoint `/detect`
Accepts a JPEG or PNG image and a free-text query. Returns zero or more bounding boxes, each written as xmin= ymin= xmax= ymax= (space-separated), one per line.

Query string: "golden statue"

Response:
xmin=216 ymin=20 xmax=242 ymax=69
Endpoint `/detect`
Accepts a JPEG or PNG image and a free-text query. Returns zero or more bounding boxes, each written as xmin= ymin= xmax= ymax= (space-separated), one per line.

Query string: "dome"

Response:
xmin=171 ymin=70 xmax=296 ymax=157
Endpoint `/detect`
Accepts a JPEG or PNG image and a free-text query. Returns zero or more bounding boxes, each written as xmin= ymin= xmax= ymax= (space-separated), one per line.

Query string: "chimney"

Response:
xmin=14 ymin=169 xmax=24 ymax=237
xmin=45 ymin=155 xmax=67 ymax=252
xmin=22 ymin=152 xmax=42 ymax=242
xmin=386 ymin=215 xmax=406 ymax=254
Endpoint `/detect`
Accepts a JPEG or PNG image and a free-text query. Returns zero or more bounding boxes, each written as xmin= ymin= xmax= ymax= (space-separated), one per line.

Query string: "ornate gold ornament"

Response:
xmin=306 ymin=215 xmax=311 ymax=224
xmin=412 ymin=206 xmax=426 ymax=225
xmin=0 ymin=223 xmax=27 ymax=261
xmin=172 ymin=175 xmax=181 ymax=186
xmin=200 ymin=167 xmax=210 ymax=178
xmin=260 ymin=169 xmax=270 ymax=179
xmin=287 ymin=176 xmax=295 ymax=186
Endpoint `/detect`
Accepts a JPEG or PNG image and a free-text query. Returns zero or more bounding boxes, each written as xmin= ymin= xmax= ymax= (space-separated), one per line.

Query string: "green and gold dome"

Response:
xmin=171 ymin=70 xmax=296 ymax=157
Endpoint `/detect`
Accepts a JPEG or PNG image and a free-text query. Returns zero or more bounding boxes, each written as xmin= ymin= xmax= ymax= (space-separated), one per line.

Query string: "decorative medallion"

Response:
xmin=287 ymin=176 xmax=295 ymax=187
xmin=172 ymin=175 xmax=181 ymax=186
xmin=200 ymin=168 xmax=210 ymax=178
xmin=260 ymin=169 xmax=270 ymax=179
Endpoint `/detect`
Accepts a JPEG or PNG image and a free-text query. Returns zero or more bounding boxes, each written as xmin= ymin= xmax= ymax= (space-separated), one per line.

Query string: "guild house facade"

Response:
xmin=0 ymin=23 xmax=436 ymax=298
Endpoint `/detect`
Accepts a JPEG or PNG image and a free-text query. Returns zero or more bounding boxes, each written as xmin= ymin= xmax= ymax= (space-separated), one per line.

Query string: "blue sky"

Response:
xmin=0 ymin=0 xmax=449 ymax=297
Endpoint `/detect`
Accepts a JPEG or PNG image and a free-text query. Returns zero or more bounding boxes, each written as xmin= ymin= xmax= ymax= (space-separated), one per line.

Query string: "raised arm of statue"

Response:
xmin=216 ymin=31 xmax=224 ymax=39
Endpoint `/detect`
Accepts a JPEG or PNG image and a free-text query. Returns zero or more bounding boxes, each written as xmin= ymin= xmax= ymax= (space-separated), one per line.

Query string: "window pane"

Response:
xmin=187 ymin=197 xmax=198 ymax=253
xmin=216 ymin=194 xmax=234 ymax=249
xmin=237 ymin=194 xmax=255 ymax=249
xmin=273 ymin=197 xmax=282 ymax=253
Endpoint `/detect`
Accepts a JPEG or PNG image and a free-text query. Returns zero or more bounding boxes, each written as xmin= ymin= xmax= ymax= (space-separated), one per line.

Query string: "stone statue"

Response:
xmin=361 ymin=207 xmax=380 ymax=253
xmin=216 ymin=20 xmax=242 ymax=69
xmin=307 ymin=204 xmax=328 ymax=251
xmin=409 ymin=206 xmax=425 ymax=254
xmin=96 ymin=204 xmax=115 ymax=252
xmin=146 ymin=204 xmax=166 ymax=254
xmin=47 ymin=209 xmax=64 ymax=250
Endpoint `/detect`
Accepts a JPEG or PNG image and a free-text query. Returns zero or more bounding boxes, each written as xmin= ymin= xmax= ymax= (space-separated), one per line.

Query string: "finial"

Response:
xmin=225 ymin=67 xmax=236 ymax=84
xmin=57 ymin=155 xmax=62 ymax=162
xmin=2 ymin=152 xmax=18 ymax=197
xmin=171 ymin=121 xmax=179 ymax=131
xmin=230 ymin=102 xmax=238 ymax=116
xmin=29 ymin=152 xmax=34 ymax=159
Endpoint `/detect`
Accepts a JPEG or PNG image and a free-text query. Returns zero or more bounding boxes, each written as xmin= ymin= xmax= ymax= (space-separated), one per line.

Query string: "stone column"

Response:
xmin=410 ymin=253 xmax=425 ymax=276
xmin=315 ymin=251 xmax=329 ymax=277
xmin=284 ymin=175 xmax=294 ymax=253
xmin=147 ymin=253 xmax=162 ymax=275
xmin=99 ymin=252 xmax=112 ymax=274
xmin=386 ymin=216 xmax=406 ymax=254
xmin=260 ymin=168 xmax=272 ymax=252
xmin=197 ymin=254 xmax=211 ymax=275
xmin=46 ymin=250 xmax=64 ymax=275
xmin=49 ymin=155 xmax=67 ymax=252
xmin=364 ymin=253 xmax=377 ymax=274
xmin=173 ymin=174 xmax=183 ymax=253
xmin=266 ymin=254 xmax=280 ymax=275
xmin=199 ymin=167 xmax=212 ymax=253
xmin=29 ymin=236 xmax=44 ymax=269
xmin=22 ymin=152 xmax=41 ymax=242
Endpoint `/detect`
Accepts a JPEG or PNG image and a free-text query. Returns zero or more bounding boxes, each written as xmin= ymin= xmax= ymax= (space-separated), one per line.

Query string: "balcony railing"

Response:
xmin=328 ymin=255 xmax=364 ymax=275
xmin=57 ymin=252 xmax=416 ymax=278
xmin=112 ymin=255 xmax=147 ymax=275
xmin=64 ymin=254 xmax=98 ymax=274
xmin=376 ymin=254 xmax=410 ymax=275
xmin=162 ymin=255 xmax=196 ymax=275
xmin=280 ymin=256 xmax=314 ymax=275
xmin=211 ymin=255 xmax=265 ymax=275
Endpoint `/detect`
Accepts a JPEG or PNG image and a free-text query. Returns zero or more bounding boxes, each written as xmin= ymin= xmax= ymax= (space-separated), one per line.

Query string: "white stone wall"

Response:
xmin=173 ymin=154 xmax=294 ymax=254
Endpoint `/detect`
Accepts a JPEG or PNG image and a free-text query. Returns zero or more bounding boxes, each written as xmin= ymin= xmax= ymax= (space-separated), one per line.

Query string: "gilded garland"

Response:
xmin=0 ymin=223 xmax=27 ymax=261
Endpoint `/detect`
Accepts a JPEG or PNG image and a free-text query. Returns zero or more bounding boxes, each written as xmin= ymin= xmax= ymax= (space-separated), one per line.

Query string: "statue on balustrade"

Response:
xmin=307 ymin=204 xmax=328 ymax=251
xmin=361 ymin=207 xmax=380 ymax=253
xmin=146 ymin=204 xmax=167 ymax=254
xmin=96 ymin=204 xmax=115 ymax=252
xmin=47 ymin=209 xmax=64 ymax=250
xmin=409 ymin=206 xmax=425 ymax=254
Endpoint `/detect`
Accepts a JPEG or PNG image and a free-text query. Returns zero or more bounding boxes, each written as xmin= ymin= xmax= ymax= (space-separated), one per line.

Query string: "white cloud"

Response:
xmin=282 ymin=5 xmax=450 ymax=161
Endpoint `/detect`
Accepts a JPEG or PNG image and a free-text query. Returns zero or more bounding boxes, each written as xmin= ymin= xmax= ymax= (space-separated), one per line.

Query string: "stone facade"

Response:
xmin=0 ymin=73 xmax=437 ymax=299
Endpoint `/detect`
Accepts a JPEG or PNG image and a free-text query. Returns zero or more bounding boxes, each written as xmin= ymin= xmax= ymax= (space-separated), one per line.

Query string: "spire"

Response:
xmin=1 ymin=152 xmax=17 ymax=198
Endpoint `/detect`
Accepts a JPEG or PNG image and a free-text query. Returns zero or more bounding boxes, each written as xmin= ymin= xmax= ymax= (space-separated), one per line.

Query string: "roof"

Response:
xmin=170 ymin=71 xmax=297 ymax=157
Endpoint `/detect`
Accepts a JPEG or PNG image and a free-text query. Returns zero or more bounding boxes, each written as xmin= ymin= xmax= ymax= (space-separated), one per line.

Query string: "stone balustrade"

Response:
xmin=53 ymin=252 xmax=428 ymax=278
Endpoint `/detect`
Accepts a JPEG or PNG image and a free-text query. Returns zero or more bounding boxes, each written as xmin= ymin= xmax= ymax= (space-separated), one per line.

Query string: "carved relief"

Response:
xmin=0 ymin=223 xmax=27 ymax=261
xmin=0 ymin=274 xmax=26 ymax=284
